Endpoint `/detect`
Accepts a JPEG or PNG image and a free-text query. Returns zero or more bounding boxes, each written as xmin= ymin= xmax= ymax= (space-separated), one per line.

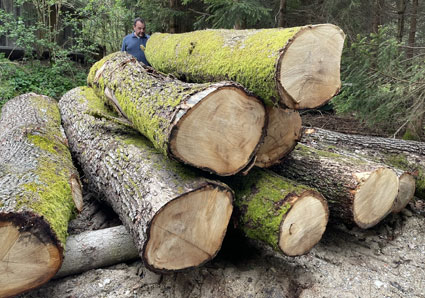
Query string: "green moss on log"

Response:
xmin=146 ymin=28 xmax=302 ymax=106
xmin=87 ymin=52 xmax=207 ymax=156
xmin=225 ymin=169 xmax=313 ymax=251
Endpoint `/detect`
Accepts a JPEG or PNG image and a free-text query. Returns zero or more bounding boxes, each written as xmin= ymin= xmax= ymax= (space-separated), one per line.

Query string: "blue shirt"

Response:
xmin=121 ymin=33 xmax=150 ymax=66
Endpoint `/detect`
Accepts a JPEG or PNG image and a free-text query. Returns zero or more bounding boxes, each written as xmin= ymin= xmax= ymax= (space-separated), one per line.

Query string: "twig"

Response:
xmin=392 ymin=119 xmax=410 ymax=138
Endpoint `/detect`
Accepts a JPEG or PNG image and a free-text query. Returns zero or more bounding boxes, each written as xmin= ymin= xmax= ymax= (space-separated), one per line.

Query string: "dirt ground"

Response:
xmin=18 ymin=113 xmax=425 ymax=298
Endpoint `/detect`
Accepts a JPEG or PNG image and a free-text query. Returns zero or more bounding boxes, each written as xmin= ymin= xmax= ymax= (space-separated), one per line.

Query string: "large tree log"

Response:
xmin=145 ymin=24 xmax=345 ymax=109
xmin=59 ymin=87 xmax=234 ymax=273
xmin=0 ymin=93 xmax=82 ymax=297
xmin=302 ymin=127 xmax=424 ymax=201
xmin=272 ymin=144 xmax=401 ymax=229
xmin=255 ymin=107 xmax=302 ymax=168
xmin=55 ymin=226 xmax=139 ymax=278
xmin=224 ymin=169 xmax=328 ymax=256
xmin=87 ymin=52 xmax=266 ymax=176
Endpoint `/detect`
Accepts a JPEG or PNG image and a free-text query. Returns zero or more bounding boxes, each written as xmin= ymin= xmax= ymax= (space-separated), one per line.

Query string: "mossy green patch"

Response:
xmin=19 ymin=155 xmax=75 ymax=245
xmin=226 ymin=168 xmax=310 ymax=251
xmin=146 ymin=27 xmax=302 ymax=106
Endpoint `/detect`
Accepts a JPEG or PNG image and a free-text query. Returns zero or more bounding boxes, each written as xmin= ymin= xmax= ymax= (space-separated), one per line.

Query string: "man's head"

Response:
xmin=133 ymin=18 xmax=146 ymax=38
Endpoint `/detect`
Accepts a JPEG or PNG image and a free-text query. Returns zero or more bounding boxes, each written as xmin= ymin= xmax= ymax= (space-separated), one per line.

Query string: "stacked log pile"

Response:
xmin=0 ymin=24 xmax=420 ymax=296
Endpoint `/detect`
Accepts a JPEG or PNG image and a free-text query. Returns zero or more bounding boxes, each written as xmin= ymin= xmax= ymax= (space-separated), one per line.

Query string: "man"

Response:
xmin=121 ymin=18 xmax=150 ymax=66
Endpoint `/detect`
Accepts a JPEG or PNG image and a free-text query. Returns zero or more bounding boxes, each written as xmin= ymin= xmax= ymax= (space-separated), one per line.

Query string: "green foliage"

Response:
xmin=332 ymin=25 xmax=425 ymax=137
xmin=0 ymin=54 xmax=87 ymax=103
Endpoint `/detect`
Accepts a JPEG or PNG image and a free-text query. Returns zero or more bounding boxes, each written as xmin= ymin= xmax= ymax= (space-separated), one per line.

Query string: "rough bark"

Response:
xmin=59 ymin=87 xmax=234 ymax=273
xmin=301 ymin=127 xmax=424 ymax=200
xmin=224 ymin=169 xmax=328 ymax=256
xmin=255 ymin=106 xmax=301 ymax=168
xmin=55 ymin=226 xmax=139 ymax=278
xmin=145 ymin=24 xmax=345 ymax=109
xmin=397 ymin=0 xmax=407 ymax=42
xmin=272 ymin=144 xmax=400 ymax=229
xmin=87 ymin=51 xmax=266 ymax=176
xmin=0 ymin=93 xmax=81 ymax=297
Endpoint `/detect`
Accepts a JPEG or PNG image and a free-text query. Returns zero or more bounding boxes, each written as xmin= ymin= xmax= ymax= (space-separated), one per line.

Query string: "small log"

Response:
xmin=59 ymin=87 xmax=234 ymax=273
xmin=272 ymin=144 xmax=400 ymax=229
xmin=87 ymin=52 xmax=266 ymax=176
xmin=224 ymin=169 xmax=328 ymax=256
xmin=255 ymin=107 xmax=302 ymax=168
xmin=302 ymin=127 xmax=424 ymax=201
xmin=145 ymin=24 xmax=345 ymax=109
xmin=0 ymin=93 xmax=81 ymax=297
xmin=55 ymin=226 xmax=139 ymax=278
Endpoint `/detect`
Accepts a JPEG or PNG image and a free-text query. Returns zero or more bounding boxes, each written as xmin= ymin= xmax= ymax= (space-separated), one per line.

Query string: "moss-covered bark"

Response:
xmin=224 ymin=168 xmax=328 ymax=256
xmin=145 ymin=25 xmax=345 ymax=109
xmin=59 ymin=87 xmax=234 ymax=273
xmin=0 ymin=93 xmax=81 ymax=297
xmin=87 ymin=52 xmax=266 ymax=176
xmin=302 ymin=127 xmax=425 ymax=200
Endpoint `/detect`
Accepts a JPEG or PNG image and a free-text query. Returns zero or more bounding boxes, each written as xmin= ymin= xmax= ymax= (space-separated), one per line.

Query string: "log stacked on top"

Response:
xmin=0 ymin=93 xmax=82 ymax=297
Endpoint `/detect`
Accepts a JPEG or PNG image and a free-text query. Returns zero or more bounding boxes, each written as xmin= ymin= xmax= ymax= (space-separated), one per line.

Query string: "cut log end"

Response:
xmin=393 ymin=173 xmax=416 ymax=213
xmin=143 ymin=184 xmax=233 ymax=272
xmin=279 ymin=192 xmax=328 ymax=256
xmin=255 ymin=107 xmax=301 ymax=168
xmin=0 ymin=220 xmax=61 ymax=297
xmin=170 ymin=86 xmax=266 ymax=176
xmin=353 ymin=168 xmax=399 ymax=229
xmin=277 ymin=24 xmax=345 ymax=109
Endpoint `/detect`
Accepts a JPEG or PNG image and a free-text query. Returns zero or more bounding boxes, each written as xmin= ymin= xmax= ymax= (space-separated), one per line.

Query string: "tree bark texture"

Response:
xmin=301 ymin=127 xmax=424 ymax=200
xmin=145 ymin=24 xmax=345 ymax=109
xmin=87 ymin=51 xmax=266 ymax=176
xmin=407 ymin=0 xmax=418 ymax=58
xmin=59 ymin=87 xmax=234 ymax=273
xmin=272 ymin=144 xmax=400 ymax=229
xmin=224 ymin=169 xmax=328 ymax=256
xmin=0 ymin=93 xmax=81 ymax=297
xmin=397 ymin=0 xmax=407 ymax=42
xmin=55 ymin=226 xmax=139 ymax=278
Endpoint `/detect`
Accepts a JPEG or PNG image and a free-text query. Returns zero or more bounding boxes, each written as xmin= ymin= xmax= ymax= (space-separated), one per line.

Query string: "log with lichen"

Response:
xmin=224 ymin=169 xmax=328 ymax=256
xmin=87 ymin=51 xmax=266 ymax=176
xmin=255 ymin=107 xmax=302 ymax=168
xmin=59 ymin=87 xmax=234 ymax=273
xmin=272 ymin=144 xmax=401 ymax=229
xmin=145 ymin=24 xmax=345 ymax=109
xmin=0 ymin=93 xmax=82 ymax=298
xmin=302 ymin=127 xmax=423 ymax=203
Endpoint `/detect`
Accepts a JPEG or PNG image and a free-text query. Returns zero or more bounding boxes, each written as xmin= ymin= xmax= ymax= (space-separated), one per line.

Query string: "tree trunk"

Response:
xmin=224 ymin=169 xmax=328 ymax=256
xmin=87 ymin=52 xmax=266 ymax=176
xmin=59 ymin=87 xmax=234 ymax=273
xmin=169 ymin=0 xmax=178 ymax=33
xmin=406 ymin=0 xmax=418 ymax=58
xmin=272 ymin=144 xmax=400 ymax=229
xmin=255 ymin=106 xmax=301 ymax=168
xmin=302 ymin=127 xmax=424 ymax=201
xmin=145 ymin=24 xmax=345 ymax=109
xmin=277 ymin=0 xmax=287 ymax=27
xmin=372 ymin=0 xmax=385 ymax=34
xmin=0 ymin=93 xmax=82 ymax=297
xmin=55 ymin=226 xmax=139 ymax=278
xmin=397 ymin=0 xmax=407 ymax=42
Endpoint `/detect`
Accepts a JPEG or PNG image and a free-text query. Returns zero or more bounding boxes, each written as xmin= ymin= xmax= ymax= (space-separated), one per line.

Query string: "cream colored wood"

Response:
xmin=393 ymin=173 xmax=416 ymax=213
xmin=0 ymin=222 xmax=61 ymax=297
xmin=256 ymin=107 xmax=301 ymax=168
xmin=279 ymin=24 xmax=345 ymax=108
xmin=353 ymin=168 xmax=399 ymax=228
xmin=173 ymin=87 xmax=265 ymax=175
xmin=144 ymin=187 xmax=233 ymax=271
xmin=70 ymin=175 xmax=83 ymax=212
xmin=279 ymin=195 xmax=328 ymax=256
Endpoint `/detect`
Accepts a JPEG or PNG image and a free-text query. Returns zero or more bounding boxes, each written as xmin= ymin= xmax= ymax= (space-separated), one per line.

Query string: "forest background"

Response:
xmin=0 ymin=0 xmax=424 ymax=140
